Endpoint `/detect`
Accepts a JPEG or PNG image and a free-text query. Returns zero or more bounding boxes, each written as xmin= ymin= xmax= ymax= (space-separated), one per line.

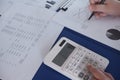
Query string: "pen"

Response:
xmin=62 ymin=0 xmax=73 ymax=11
xmin=88 ymin=0 xmax=105 ymax=20
xmin=56 ymin=0 xmax=69 ymax=12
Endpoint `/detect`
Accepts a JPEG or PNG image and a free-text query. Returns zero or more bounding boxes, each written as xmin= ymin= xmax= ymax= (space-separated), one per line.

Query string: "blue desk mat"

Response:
xmin=33 ymin=27 xmax=120 ymax=80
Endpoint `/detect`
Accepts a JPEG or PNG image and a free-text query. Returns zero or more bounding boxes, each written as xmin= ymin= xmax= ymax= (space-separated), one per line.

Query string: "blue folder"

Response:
xmin=33 ymin=27 xmax=120 ymax=80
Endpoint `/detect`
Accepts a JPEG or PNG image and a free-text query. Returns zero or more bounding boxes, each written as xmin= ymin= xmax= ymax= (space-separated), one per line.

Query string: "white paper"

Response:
xmin=0 ymin=4 xmax=63 ymax=80
xmin=80 ymin=17 xmax=120 ymax=51
xmin=23 ymin=0 xmax=73 ymax=12
xmin=0 ymin=0 xmax=14 ymax=14
xmin=53 ymin=0 xmax=91 ymax=27
xmin=23 ymin=0 xmax=47 ymax=8
xmin=53 ymin=0 xmax=120 ymax=51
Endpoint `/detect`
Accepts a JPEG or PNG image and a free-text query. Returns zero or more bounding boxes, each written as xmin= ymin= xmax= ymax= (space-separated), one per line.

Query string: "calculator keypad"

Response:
xmin=63 ymin=46 xmax=109 ymax=80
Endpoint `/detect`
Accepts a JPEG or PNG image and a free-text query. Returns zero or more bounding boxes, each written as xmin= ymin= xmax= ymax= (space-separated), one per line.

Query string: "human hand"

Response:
xmin=89 ymin=0 xmax=120 ymax=18
xmin=87 ymin=65 xmax=114 ymax=80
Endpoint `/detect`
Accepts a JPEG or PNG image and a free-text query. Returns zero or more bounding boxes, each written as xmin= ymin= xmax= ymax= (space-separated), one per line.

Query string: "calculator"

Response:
xmin=44 ymin=37 xmax=109 ymax=80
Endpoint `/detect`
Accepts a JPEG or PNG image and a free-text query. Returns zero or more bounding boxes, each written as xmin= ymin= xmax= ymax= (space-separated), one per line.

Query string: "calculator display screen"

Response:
xmin=52 ymin=43 xmax=75 ymax=66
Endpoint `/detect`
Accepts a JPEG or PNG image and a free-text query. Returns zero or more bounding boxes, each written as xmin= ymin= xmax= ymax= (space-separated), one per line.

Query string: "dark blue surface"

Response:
xmin=33 ymin=27 xmax=120 ymax=80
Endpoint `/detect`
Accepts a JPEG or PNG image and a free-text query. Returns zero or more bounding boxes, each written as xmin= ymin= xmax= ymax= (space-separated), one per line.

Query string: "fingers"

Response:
xmin=91 ymin=76 xmax=97 ymax=80
xmin=99 ymin=13 xmax=107 ymax=16
xmin=89 ymin=4 xmax=108 ymax=18
xmin=90 ymin=0 xmax=109 ymax=4
xmin=94 ymin=12 xmax=107 ymax=18
xmin=99 ymin=70 xmax=114 ymax=80
xmin=104 ymin=72 xmax=115 ymax=80
xmin=90 ymin=0 xmax=97 ymax=4
xmin=87 ymin=65 xmax=109 ymax=80
xmin=89 ymin=4 xmax=107 ymax=13
xmin=92 ymin=78 xmax=97 ymax=80
xmin=89 ymin=0 xmax=109 ymax=17
xmin=90 ymin=0 xmax=101 ymax=4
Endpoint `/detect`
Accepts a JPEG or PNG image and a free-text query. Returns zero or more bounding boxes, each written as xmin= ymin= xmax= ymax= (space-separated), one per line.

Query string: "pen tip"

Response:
xmin=88 ymin=18 xmax=91 ymax=20
xmin=88 ymin=16 xmax=91 ymax=20
xmin=56 ymin=8 xmax=61 ymax=12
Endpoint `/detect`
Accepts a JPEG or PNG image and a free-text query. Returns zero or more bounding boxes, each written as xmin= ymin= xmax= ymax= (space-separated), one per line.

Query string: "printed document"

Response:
xmin=0 ymin=0 xmax=13 ymax=14
xmin=52 ymin=0 xmax=120 ymax=51
xmin=0 ymin=4 xmax=63 ymax=80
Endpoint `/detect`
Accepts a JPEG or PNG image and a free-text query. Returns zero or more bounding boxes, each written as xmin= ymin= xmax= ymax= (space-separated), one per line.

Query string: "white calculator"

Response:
xmin=44 ymin=37 xmax=109 ymax=80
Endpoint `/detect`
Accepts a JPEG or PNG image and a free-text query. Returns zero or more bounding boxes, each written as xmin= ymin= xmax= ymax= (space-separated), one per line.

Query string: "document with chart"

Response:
xmin=0 ymin=4 xmax=63 ymax=80
xmin=52 ymin=0 xmax=120 ymax=51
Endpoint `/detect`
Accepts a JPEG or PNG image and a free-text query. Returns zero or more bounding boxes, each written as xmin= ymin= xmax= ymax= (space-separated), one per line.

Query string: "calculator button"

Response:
xmin=76 ymin=59 xmax=80 ymax=63
xmin=98 ymin=65 xmax=104 ymax=70
xmin=88 ymin=59 xmax=94 ymax=64
xmin=83 ymin=68 xmax=88 ymax=73
xmin=78 ymin=72 xmax=84 ymax=78
xmin=77 ymin=64 xmax=82 ymax=69
xmin=93 ymin=62 xmax=98 ymax=67
xmin=68 ymin=67 xmax=74 ymax=72
xmin=73 ymin=69 xmax=80 ymax=76
xmin=81 ymin=59 xmax=88 ymax=66
xmin=73 ymin=63 xmax=77 ymax=67
xmin=64 ymin=65 xmax=69 ymax=70
xmin=83 ymin=75 xmax=89 ymax=80
xmin=84 ymin=56 xmax=89 ymax=60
